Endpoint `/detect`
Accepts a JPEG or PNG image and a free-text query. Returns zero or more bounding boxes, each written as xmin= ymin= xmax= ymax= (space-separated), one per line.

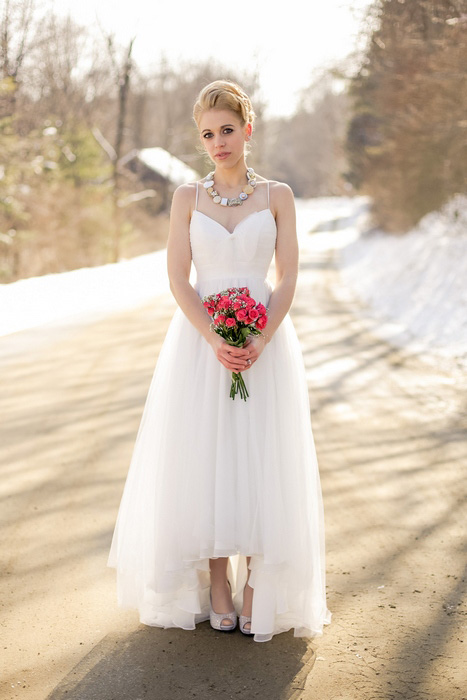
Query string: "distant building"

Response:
xmin=121 ymin=147 xmax=199 ymax=208
xmin=121 ymin=147 xmax=200 ymax=211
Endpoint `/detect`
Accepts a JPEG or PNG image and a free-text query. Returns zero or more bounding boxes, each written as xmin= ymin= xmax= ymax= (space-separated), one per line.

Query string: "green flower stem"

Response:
xmin=230 ymin=372 xmax=249 ymax=401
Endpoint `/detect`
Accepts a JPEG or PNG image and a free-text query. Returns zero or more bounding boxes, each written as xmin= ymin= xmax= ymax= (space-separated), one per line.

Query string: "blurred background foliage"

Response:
xmin=346 ymin=0 xmax=467 ymax=231
xmin=0 ymin=0 xmax=465 ymax=281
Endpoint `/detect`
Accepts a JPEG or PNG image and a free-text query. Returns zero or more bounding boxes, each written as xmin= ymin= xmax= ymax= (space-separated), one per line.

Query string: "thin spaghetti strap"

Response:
xmin=267 ymin=180 xmax=270 ymax=208
xmin=195 ymin=181 xmax=199 ymax=211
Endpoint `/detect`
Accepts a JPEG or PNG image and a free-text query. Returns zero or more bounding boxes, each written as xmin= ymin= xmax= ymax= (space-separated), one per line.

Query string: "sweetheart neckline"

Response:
xmin=191 ymin=208 xmax=276 ymax=236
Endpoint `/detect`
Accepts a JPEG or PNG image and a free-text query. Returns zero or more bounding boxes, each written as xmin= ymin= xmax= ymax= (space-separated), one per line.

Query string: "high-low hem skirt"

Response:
xmin=108 ymin=275 xmax=332 ymax=643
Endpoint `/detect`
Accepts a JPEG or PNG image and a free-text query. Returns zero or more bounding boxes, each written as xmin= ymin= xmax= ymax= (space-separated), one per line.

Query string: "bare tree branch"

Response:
xmin=117 ymin=189 xmax=156 ymax=207
xmin=91 ymin=126 xmax=117 ymax=161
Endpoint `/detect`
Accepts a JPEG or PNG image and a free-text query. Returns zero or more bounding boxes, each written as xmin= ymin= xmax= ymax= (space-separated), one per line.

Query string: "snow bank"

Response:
xmin=337 ymin=194 xmax=467 ymax=363
xmin=0 ymin=250 xmax=170 ymax=337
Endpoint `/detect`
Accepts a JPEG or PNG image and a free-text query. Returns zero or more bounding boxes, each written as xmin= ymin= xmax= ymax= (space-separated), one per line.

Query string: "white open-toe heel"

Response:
xmin=209 ymin=580 xmax=237 ymax=632
xmin=239 ymin=614 xmax=254 ymax=635
xmin=240 ymin=579 xmax=254 ymax=635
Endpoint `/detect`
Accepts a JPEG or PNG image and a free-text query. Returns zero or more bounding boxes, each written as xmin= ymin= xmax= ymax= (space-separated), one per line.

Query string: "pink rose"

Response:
xmin=246 ymin=298 xmax=256 ymax=308
xmin=236 ymin=308 xmax=248 ymax=322
xmin=207 ymin=306 xmax=215 ymax=316
xmin=255 ymin=314 xmax=268 ymax=330
xmin=232 ymin=300 xmax=242 ymax=310
xmin=225 ymin=317 xmax=236 ymax=328
xmin=219 ymin=295 xmax=231 ymax=309
xmin=214 ymin=314 xmax=226 ymax=325
xmin=257 ymin=303 xmax=266 ymax=315
xmin=248 ymin=308 xmax=259 ymax=321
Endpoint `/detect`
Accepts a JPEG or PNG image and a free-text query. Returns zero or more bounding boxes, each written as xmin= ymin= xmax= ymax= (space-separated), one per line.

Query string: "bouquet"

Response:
xmin=202 ymin=287 xmax=268 ymax=401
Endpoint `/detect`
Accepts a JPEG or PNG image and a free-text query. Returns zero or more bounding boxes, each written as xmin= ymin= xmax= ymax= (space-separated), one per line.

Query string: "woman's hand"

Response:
xmin=241 ymin=334 xmax=267 ymax=370
xmin=209 ymin=333 xmax=267 ymax=372
xmin=209 ymin=334 xmax=252 ymax=372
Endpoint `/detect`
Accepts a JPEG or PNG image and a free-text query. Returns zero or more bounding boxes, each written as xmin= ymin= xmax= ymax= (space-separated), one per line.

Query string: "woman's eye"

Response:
xmin=202 ymin=128 xmax=233 ymax=139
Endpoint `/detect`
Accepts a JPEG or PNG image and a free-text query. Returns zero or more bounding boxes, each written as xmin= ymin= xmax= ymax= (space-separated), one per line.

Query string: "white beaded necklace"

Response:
xmin=203 ymin=167 xmax=257 ymax=207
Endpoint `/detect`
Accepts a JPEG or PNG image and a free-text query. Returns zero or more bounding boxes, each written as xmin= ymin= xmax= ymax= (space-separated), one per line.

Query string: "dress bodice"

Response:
xmin=189 ymin=208 xmax=277 ymax=283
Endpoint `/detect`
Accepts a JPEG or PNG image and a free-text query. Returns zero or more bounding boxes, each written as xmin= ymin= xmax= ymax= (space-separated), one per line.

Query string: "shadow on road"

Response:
xmin=46 ymin=625 xmax=315 ymax=700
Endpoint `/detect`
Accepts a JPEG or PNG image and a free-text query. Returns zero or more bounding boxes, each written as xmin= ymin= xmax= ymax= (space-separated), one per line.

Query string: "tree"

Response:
xmin=0 ymin=0 xmax=35 ymax=118
xmin=346 ymin=0 xmax=467 ymax=230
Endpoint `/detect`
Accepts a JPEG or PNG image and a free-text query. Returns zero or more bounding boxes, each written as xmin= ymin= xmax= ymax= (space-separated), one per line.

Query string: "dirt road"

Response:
xmin=1 ymin=224 xmax=466 ymax=700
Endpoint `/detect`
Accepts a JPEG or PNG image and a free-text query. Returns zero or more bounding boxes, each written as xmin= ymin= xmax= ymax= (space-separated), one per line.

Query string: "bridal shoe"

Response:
xmin=239 ymin=614 xmax=254 ymax=636
xmin=209 ymin=580 xmax=237 ymax=632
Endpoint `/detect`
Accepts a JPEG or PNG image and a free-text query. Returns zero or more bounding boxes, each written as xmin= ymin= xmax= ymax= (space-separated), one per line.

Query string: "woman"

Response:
xmin=108 ymin=80 xmax=331 ymax=643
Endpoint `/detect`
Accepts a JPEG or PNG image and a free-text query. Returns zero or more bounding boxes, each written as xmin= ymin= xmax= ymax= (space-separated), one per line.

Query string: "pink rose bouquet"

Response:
xmin=202 ymin=287 xmax=268 ymax=401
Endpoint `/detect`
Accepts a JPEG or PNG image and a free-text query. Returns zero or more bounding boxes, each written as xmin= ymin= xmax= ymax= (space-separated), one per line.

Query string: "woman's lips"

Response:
xmin=215 ymin=152 xmax=230 ymax=159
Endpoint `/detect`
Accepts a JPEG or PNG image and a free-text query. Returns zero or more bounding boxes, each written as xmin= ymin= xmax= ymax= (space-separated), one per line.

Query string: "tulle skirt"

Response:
xmin=108 ymin=275 xmax=331 ymax=642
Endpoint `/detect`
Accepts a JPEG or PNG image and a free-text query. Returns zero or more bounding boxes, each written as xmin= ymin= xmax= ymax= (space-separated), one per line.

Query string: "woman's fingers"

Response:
xmin=226 ymin=354 xmax=256 ymax=371
xmin=214 ymin=339 xmax=261 ymax=371
xmin=223 ymin=354 xmax=250 ymax=370
xmin=226 ymin=346 xmax=249 ymax=357
xmin=240 ymin=337 xmax=265 ymax=370
xmin=219 ymin=350 xmax=253 ymax=371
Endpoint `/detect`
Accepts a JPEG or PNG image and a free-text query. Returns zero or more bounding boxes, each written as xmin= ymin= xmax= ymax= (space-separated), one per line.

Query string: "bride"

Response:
xmin=108 ymin=79 xmax=331 ymax=643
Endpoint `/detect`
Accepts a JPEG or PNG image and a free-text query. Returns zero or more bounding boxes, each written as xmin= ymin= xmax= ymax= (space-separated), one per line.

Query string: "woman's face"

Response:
xmin=198 ymin=109 xmax=251 ymax=168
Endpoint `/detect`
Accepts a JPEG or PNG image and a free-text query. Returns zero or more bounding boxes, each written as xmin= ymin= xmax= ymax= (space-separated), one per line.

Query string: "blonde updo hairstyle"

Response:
xmin=193 ymin=80 xmax=256 ymax=154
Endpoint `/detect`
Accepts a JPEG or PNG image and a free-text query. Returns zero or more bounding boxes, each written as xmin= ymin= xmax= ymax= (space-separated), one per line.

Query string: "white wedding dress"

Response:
xmin=108 ymin=181 xmax=331 ymax=642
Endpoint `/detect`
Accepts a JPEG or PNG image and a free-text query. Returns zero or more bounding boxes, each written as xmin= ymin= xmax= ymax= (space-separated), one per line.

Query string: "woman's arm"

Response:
xmin=243 ymin=182 xmax=298 ymax=366
xmin=167 ymin=184 xmax=212 ymax=343
xmin=263 ymin=182 xmax=299 ymax=340
xmin=166 ymin=184 xmax=250 ymax=373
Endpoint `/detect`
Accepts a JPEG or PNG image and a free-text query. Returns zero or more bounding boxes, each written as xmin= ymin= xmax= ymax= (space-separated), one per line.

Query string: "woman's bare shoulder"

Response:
xmin=262 ymin=180 xmax=295 ymax=218
xmin=171 ymin=183 xmax=202 ymax=223
xmin=267 ymin=179 xmax=294 ymax=197
xmin=172 ymin=182 xmax=198 ymax=205
xmin=254 ymin=176 xmax=294 ymax=204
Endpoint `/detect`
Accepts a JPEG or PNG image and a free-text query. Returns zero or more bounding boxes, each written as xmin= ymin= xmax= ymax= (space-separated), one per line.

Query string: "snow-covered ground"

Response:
xmin=0 ymin=249 xmax=170 ymax=337
xmin=335 ymin=194 xmax=467 ymax=366
xmin=1 ymin=194 xmax=465 ymax=369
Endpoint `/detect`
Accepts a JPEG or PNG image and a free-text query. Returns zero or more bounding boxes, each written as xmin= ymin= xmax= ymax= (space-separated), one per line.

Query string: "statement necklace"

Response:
xmin=203 ymin=167 xmax=257 ymax=207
